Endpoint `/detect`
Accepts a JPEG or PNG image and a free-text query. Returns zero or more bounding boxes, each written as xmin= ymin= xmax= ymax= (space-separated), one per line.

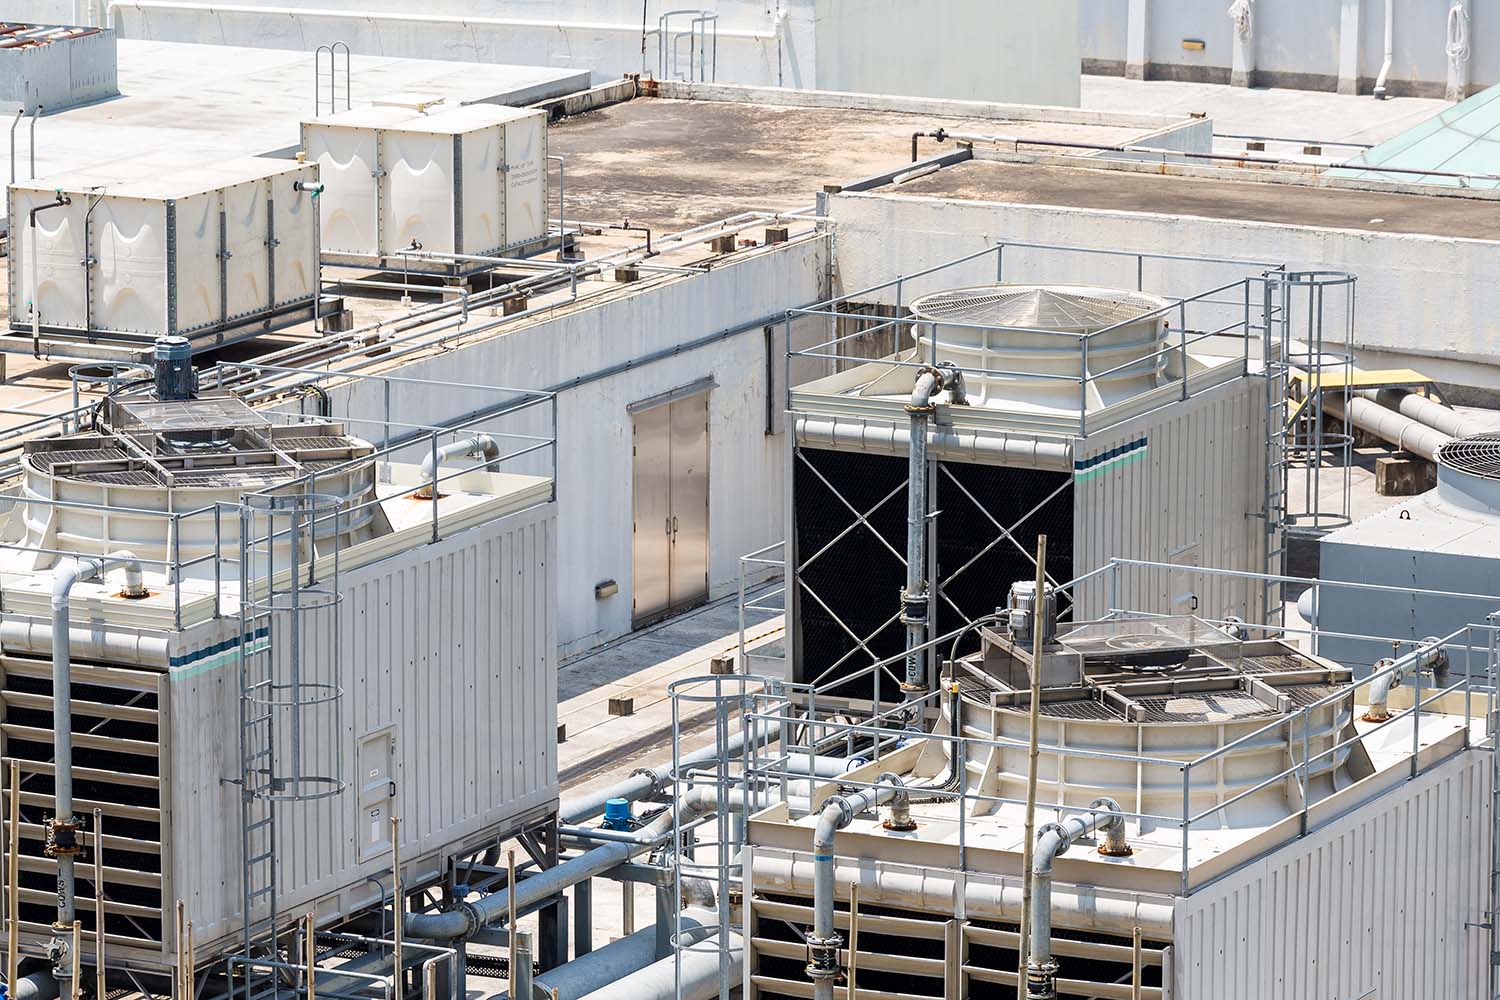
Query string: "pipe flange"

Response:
xmin=1097 ymin=841 xmax=1134 ymax=857
xmin=1035 ymin=821 xmax=1070 ymax=855
xmin=44 ymin=816 xmax=83 ymax=858
xmin=882 ymin=815 xmax=918 ymax=832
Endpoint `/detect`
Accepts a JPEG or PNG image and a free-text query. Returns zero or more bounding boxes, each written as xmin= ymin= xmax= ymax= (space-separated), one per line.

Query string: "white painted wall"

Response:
xmin=57 ymin=0 xmax=1084 ymax=102
xmin=323 ymin=237 xmax=829 ymax=656
xmin=812 ymin=0 xmax=1079 ymax=106
xmin=826 ymin=190 xmax=1500 ymax=391
xmin=1083 ymin=0 xmax=1489 ymax=95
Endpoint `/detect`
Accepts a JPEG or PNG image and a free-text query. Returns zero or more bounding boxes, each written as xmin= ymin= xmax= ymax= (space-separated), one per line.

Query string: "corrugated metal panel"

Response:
xmin=1072 ymin=375 xmax=1266 ymax=622
xmin=1174 ymin=747 xmax=1491 ymax=999
xmin=166 ymin=500 xmax=558 ymax=954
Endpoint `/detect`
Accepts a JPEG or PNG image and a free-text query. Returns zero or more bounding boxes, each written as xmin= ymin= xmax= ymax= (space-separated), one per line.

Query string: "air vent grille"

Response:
xmin=1438 ymin=433 xmax=1500 ymax=481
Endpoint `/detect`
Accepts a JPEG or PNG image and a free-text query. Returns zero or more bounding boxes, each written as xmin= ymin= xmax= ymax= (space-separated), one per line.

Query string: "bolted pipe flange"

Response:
xmin=804 ymin=930 xmax=843 ymax=981
xmin=1025 ymin=956 xmax=1060 ymax=1000
xmin=44 ymin=816 xmax=83 ymax=858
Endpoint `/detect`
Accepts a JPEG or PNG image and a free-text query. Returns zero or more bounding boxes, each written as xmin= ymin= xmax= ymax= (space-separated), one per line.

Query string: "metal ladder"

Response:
xmin=236 ymin=513 xmax=282 ymax=1000
xmin=314 ymin=41 xmax=352 ymax=116
xmin=1260 ymin=275 xmax=1290 ymax=626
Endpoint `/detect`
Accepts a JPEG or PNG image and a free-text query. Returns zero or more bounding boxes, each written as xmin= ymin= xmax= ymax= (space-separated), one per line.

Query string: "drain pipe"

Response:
xmin=416 ymin=433 xmax=499 ymax=497
xmin=1026 ymin=798 xmax=1132 ymax=1000
xmin=1373 ymin=0 xmax=1395 ymax=99
xmin=1321 ymin=391 xmax=1452 ymax=463
xmin=807 ymin=775 xmax=907 ymax=1000
xmin=27 ymin=192 xmax=72 ymax=350
xmin=51 ymin=552 xmax=145 ymax=982
xmin=1362 ymin=637 xmax=1446 ymax=723
xmin=902 ymin=365 xmax=962 ymax=707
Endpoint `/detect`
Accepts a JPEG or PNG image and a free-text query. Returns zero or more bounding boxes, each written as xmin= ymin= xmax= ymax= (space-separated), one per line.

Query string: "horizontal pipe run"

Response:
xmin=1321 ymin=392 xmax=1451 ymax=462
xmin=793 ymin=415 xmax=1072 ymax=470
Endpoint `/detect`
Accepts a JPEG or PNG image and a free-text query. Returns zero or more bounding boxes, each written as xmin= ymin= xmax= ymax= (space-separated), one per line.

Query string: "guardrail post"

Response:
xmin=1179 ymin=764 xmax=1191 ymax=896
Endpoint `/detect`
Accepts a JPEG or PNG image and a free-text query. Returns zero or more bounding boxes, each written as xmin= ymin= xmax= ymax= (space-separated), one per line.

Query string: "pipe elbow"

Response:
xmin=1032 ymin=823 xmax=1070 ymax=877
xmin=908 ymin=370 xmax=941 ymax=411
xmin=812 ymin=797 xmax=852 ymax=855
xmin=108 ymin=549 xmax=146 ymax=597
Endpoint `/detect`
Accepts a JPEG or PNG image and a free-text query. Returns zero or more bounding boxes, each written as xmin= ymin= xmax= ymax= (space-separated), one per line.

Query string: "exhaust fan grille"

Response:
xmin=908 ymin=285 xmax=1167 ymax=332
xmin=1438 ymin=433 xmax=1500 ymax=481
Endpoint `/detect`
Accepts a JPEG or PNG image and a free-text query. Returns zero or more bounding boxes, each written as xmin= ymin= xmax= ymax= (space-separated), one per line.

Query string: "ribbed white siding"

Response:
xmin=167 ymin=500 xmax=558 ymax=953
xmin=1174 ymin=748 xmax=1492 ymax=999
xmin=1072 ymin=375 xmax=1268 ymax=622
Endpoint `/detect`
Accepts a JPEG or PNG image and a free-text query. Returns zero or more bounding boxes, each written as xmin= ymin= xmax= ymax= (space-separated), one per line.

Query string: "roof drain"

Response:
xmin=1026 ymin=798 xmax=1132 ymax=1000
xmin=416 ymin=433 xmax=500 ymax=498
xmin=1362 ymin=637 xmax=1446 ymax=723
xmin=806 ymin=774 xmax=908 ymax=1000
xmin=902 ymin=364 xmax=965 ymax=710
xmin=50 ymin=552 xmax=146 ymax=985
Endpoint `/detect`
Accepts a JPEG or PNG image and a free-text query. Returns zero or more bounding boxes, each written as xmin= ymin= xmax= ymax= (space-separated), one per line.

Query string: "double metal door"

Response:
xmin=632 ymin=391 xmax=710 ymax=627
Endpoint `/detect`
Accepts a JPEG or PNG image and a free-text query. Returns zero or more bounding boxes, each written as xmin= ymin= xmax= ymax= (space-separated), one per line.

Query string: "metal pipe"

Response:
xmin=1365 ymin=388 xmax=1488 ymax=440
xmin=1374 ymin=0 xmax=1395 ymax=99
xmin=27 ymin=193 xmax=72 ymax=350
xmin=11 ymin=971 xmax=61 ymax=1000
xmin=1026 ymin=798 xmax=1130 ymax=1000
xmin=10 ymin=109 xmax=22 ymax=184
xmin=29 ymin=105 xmax=41 ymax=180
xmin=901 ymin=368 xmax=947 ymax=704
xmin=93 ymin=808 xmax=104 ymax=1000
xmin=793 ymin=414 xmax=1071 ymax=470
xmin=1321 ymin=391 xmax=1452 ymax=463
xmin=574 ymin=924 xmax=742 ymax=1000
xmin=560 ymin=721 xmax=779 ymax=825
xmin=511 ymin=908 xmax=717 ymax=1000
xmin=807 ymin=776 xmax=906 ymax=1000
xmin=416 ymin=433 xmax=499 ymax=497
xmin=1019 ymin=539 xmax=1048 ymax=993
xmin=50 ymin=552 xmax=144 ymax=982
xmin=1362 ymin=637 xmax=1446 ymax=722
xmin=7 ymin=759 xmax=18 ymax=997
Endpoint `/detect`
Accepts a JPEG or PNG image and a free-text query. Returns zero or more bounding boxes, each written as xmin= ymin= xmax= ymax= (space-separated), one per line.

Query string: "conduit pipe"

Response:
xmin=807 ymin=775 xmax=907 ymax=1000
xmin=1373 ymin=0 xmax=1395 ymax=99
xmin=1026 ymin=798 xmax=1131 ymax=1000
xmin=51 ymin=552 xmax=144 ymax=981
xmin=416 ymin=433 xmax=499 ymax=497
xmin=1321 ymin=391 xmax=1452 ymax=463
xmin=1361 ymin=637 xmax=1446 ymax=723
xmin=751 ymin=856 xmax=1172 ymax=937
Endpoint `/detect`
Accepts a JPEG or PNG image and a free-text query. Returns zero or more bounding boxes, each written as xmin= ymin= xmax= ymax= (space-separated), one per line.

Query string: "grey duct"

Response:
xmin=793 ymin=414 xmax=1072 ymax=470
xmin=807 ymin=775 xmax=907 ymax=1000
xmin=417 ymin=433 xmax=500 ymax=497
xmin=1026 ymin=798 xmax=1131 ymax=1000
xmin=1361 ymin=636 xmax=1446 ymax=723
xmin=751 ymin=855 xmax=1173 ymax=937
xmin=1321 ymin=392 xmax=1452 ymax=463
xmin=50 ymin=553 xmax=144 ymax=981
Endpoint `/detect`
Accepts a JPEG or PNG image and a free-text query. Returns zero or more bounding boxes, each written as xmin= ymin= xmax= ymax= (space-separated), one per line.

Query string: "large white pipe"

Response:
xmin=416 ymin=433 xmax=499 ymax=497
xmin=1362 ymin=637 xmax=1445 ymax=723
xmin=751 ymin=855 xmax=1173 ymax=937
xmin=1365 ymin=388 xmax=1488 ymax=441
xmin=576 ymin=924 xmax=743 ymax=1000
xmin=499 ymin=909 xmax=719 ymax=1000
xmin=793 ymin=414 xmax=1072 ymax=470
xmin=1373 ymin=0 xmax=1395 ymax=99
xmin=1322 ymin=392 xmax=1452 ymax=462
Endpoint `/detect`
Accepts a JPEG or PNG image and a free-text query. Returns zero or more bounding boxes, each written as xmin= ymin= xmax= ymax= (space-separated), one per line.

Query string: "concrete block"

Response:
xmin=709 ymin=234 xmax=736 ymax=254
xmin=764 ymin=226 xmax=789 ymax=244
xmin=709 ymin=654 xmax=737 ymax=675
xmin=1375 ymin=454 xmax=1435 ymax=496
xmin=608 ymin=696 xmax=634 ymax=717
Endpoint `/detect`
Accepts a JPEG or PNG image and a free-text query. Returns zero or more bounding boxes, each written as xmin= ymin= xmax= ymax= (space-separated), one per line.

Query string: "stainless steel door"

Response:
xmin=632 ymin=402 xmax=673 ymax=624
xmin=668 ymin=391 xmax=710 ymax=609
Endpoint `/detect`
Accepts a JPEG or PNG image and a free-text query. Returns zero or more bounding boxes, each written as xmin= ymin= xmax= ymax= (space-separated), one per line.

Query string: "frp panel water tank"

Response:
xmin=302 ymin=102 xmax=549 ymax=272
xmin=6 ymin=156 xmax=320 ymax=351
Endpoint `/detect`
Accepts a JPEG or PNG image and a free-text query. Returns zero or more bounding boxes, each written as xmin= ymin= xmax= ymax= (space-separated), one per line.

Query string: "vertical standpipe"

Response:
xmin=902 ymin=366 xmax=962 ymax=704
xmin=50 ymin=554 xmax=145 ymax=982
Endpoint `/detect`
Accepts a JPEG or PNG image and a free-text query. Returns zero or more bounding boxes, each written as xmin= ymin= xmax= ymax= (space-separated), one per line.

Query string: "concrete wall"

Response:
xmin=1083 ymin=0 xmax=1490 ymax=96
xmin=0 ymin=27 xmax=118 ymax=113
xmin=812 ymin=0 xmax=1079 ymax=106
xmin=324 ymin=237 xmax=829 ymax=657
xmin=825 ymin=188 xmax=1500 ymax=392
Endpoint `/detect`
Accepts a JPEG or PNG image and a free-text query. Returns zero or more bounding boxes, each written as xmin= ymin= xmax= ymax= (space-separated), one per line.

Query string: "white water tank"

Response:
xmin=907 ymin=284 xmax=1173 ymax=412
xmin=303 ymin=102 xmax=548 ymax=271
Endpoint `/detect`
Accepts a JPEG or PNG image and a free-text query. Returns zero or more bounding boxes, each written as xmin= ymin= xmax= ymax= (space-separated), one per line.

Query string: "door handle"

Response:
xmin=665 ymin=517 xmax=672 ymax=536
xmin=672 ymin=516 xmax=678 ymax=535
